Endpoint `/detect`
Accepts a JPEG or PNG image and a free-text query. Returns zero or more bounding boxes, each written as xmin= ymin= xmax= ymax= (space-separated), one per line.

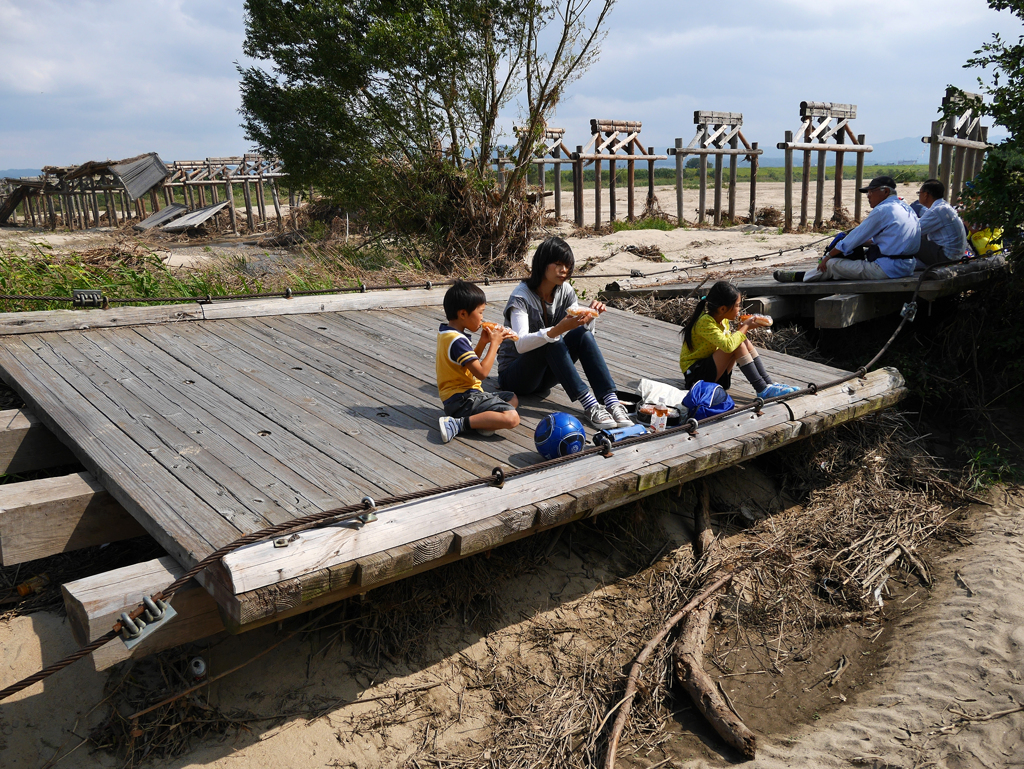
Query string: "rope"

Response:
xmin=0 ymin=254 xmax=944 ymax=703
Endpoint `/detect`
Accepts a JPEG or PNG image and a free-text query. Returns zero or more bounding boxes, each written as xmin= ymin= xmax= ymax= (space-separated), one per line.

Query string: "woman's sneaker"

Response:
xmin=585 ymin=404 xmax=617 ymax=430
xmin=607 ymin=403 xmax=634 ymax=428
xmin=757 ymin=383 xmax=796 ymax=399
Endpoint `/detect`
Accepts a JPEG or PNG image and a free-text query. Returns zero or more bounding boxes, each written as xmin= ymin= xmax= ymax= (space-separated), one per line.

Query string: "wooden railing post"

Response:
xmin=553 ymin=145 xmax=562 ymax=220
xmin=784 ymin=130 xmax=793 ymax=231
xmin=674 ymin=138 xmax=684 ymax=225
xmin=727 ymin=132 xmax=738 ymax=224
xmin=834 ymin=129 xmax=846 ymax=220
xmin=749 ymin=142 xmax=759 ymax=225
xmin=698 ymin=125 xmax=708 ymax=225
xmin=854 ymin=134 xmax=866 ymax=222
xmin=574 ymin=145 xmax=584 ymax=227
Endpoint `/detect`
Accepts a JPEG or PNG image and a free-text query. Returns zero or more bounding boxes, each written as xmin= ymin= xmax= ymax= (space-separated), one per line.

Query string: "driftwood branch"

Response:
xmin=673 ymin=595 xmax=757 ymax=758
xmin=671 ymin=480 xmax=757 ymax=758
xmin=602 ymin=571 xmax=736 ymax=769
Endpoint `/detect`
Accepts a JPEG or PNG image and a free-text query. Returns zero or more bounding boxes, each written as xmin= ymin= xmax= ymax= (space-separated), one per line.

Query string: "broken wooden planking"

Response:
xmin=160 ymin=201 xmax=229 ymax=232
xmin=133 ymin=203 xmax=187 ymax=231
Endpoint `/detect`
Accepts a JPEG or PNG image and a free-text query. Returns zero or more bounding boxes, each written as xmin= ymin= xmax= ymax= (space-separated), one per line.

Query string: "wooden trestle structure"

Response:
xmin=0 ymin=154 xmax=287 ymax=234
xmin=668 ymin=111 xmax=764 ymax=226
xmin=0 ymin=286 xmax=906 ymax=671
xmin=923 ymin=88 xmax=990 ymax=206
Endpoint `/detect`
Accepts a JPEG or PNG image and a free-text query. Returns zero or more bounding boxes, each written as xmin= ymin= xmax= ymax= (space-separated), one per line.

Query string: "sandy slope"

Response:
xmin=1 ymin=487 xmax=1021 ymax=768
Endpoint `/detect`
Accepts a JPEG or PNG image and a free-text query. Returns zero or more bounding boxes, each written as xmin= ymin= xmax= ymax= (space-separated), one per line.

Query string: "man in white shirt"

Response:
xmin=914 ymin=178 xmax=968 ymax=267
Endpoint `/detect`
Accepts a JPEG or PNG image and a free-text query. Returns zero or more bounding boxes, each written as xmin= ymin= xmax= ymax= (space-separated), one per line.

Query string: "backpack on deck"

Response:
xmin=682 ymin=380 xmax=735 ymax=421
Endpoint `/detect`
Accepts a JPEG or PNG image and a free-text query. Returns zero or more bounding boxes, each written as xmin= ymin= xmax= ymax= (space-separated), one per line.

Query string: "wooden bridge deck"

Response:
xmin=0 ymin=286 xmax=905 ymax=638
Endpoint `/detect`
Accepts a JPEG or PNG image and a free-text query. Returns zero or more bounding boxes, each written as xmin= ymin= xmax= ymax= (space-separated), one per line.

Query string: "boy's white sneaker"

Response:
xmin=608 ymin=403 xmax=633 ymax=428
xmin=585 ymin=404 xmax=616 ymax=430
xmin=439 ymin=416 xmax=462 ymax=443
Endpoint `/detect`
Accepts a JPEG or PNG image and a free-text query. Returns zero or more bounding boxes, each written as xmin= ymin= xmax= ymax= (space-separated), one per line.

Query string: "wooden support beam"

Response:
xmin=0 ymin=408 xmax=76 ymax=475
xmin=814 ymin=293 xmax=907 ymax=329
xmin=0 ymin=471 xmax=146 ymax=565
xmin=61 ymin=556 xmax=224 ymax=671
xmin=743 ymin=295 xmax=810 ymax=321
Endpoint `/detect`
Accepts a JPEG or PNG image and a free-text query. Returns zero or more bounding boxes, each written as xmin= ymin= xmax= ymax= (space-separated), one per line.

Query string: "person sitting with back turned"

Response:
xmin=913 ymin=178 xmax=968 ymax=267
xmin=773 ymin=176 xmax=920 ymax=283
xmin=436 ymin=280 xmax=520 ymax=443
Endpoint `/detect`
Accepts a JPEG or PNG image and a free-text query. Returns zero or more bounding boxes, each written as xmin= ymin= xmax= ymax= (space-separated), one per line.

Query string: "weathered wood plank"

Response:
xmin=0 ymin=336 xmax=224 ymax=568
xmin=0 ymin=284 xmax=515 ymax=337
xmin=454 ymin=506 xmax=538 ymax=555
xmin=95 ymin=326 xmax=384 ymax=505
xmin=0 ymin=408 xmax=76 ymax=475
xmin=222 ymin=401 xmax=800 ymax=596
xmin=61 ymin=556 xmax=224 ymax=671
xmin=0 ymin=472 xmax=146 ymax=566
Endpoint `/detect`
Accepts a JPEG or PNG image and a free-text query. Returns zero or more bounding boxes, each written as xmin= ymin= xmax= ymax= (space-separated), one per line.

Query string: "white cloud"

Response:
xmin=1 ymin=0 xmax=1021 ymax=169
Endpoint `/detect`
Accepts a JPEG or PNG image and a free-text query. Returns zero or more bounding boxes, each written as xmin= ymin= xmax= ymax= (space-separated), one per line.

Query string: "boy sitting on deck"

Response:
xmin=436 ymin=280 xmax=521 ymax=443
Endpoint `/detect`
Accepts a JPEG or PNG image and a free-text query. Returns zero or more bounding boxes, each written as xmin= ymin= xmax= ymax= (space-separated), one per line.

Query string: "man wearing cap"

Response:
xmin=774 ymin=175 xmax=920 ymax=282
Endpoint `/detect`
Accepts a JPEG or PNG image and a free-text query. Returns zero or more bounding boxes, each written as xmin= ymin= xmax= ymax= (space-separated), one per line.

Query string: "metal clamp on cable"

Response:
xmin=358 ymin=496 xmax=378 ymax=523
xmin=807 ymin=383 xmax=818 ymax=394
xmin=284 ymin=287 xmax=293 ymax=299
xmin=900 ymin=301 xmax=917 ymax=322
xmin=630 ymin=269 xmax=645 ymax=278
xmin=684 ymin=417 xmax=698 ymax=435
xmin=72 ymin=289 xmax=105 ymax=308
xmin=484 ymin=276 xmax=490 ymax=285
xmin=595 ymin=433 xmax=614 ymax=457
xmin=119 ymin=595 xmax=178 ymax=650
xmin=491 ymin=467 xmax=505 ymax=489
xmin=359 ymin=283 xmax=367 ymax=293
xmin=752 ymin=396 xmax=765 ymax=413
xmin=425 ymin=281 xmax=432 ymax=290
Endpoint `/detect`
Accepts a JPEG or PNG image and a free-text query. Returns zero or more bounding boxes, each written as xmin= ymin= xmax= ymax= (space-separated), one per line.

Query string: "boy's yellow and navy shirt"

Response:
xmin=436 ymin=323 xmax=483 ymax=402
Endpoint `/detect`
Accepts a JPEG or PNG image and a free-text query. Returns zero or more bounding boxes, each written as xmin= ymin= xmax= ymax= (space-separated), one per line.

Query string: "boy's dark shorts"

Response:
xmin=683 ymin=356 xmax=731 ymax=391
xmin=443 ymin=389 xmax=517 ymax=418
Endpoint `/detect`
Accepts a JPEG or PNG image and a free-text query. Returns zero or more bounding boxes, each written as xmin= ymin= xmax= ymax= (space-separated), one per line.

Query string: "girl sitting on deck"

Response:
xmin=679 ymin=281 xmax=799 ymax=399
xmin=497 ymin=237 xmax=633 ymax=431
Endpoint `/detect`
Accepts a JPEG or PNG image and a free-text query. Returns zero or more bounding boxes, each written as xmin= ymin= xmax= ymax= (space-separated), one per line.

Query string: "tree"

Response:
xmin=950 ymin=0 xmax=1024 ymax=251
xmin=239 ymin=0 xmax=615 ymax=272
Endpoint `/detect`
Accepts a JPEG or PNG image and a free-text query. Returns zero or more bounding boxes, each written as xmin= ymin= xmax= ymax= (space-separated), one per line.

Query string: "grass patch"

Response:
xmin=609 ymin=217 xmax=674 ymax=233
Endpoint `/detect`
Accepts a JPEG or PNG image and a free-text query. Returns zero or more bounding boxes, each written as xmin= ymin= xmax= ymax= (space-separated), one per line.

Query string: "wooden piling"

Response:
xmin=698 ymin=125 xmax=708 ymax=225
xmin=574 ymin=145 xmax=584 ymax=227
xmin=609 ymin=156 xmax=617 ymax=222
xmin=814 ymin=124 xmax=827 ymax=228
xmin=626 ymin=137 xmax=635 ymax=221
xmin=727 ymin=134 xmax=738 ymax=223
xmin=854 ymin=134 xmax=866 ymax=221
xmin=674 ymin=138 xmax=684 ymax=225
xmin=553 ymin=145 xmax=562 ymax=220
xmin=834 ymin=129 xmax=846 ymax=220
xmin=594 ymin=157 xmax=602 ymax=228
xmin=749 ymin=142 xmax=759 ymax=225
xmin=784 ymin=131 xmax=794 ymax=231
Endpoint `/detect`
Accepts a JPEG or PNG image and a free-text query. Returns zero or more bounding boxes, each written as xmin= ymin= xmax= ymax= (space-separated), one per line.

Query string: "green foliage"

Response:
xmin=610 ymin=217 xmax=674 ymax=233
xmin=965 ymin=443 xmax=1024 ymax=491
xmin=239 ymin=0 xmax=615 ymax=272
xmin=949 ymin=0 xmax=1024 ymax=254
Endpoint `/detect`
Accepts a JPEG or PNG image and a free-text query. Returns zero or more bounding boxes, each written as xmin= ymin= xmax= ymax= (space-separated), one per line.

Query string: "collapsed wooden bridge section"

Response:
xmin=0 ymin=288 xmax=906 ymax=672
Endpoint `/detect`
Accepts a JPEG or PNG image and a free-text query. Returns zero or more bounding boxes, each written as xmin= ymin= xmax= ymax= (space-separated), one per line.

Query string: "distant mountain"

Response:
xmin=0 ymin=168 xmax=42 ymax=179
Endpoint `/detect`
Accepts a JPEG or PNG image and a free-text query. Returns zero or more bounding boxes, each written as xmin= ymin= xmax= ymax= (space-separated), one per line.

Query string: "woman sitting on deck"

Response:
xmin=497 ymin=237 xmax=633 ymax=431
xmin=679 ymin=281 xmax=799 ymax=399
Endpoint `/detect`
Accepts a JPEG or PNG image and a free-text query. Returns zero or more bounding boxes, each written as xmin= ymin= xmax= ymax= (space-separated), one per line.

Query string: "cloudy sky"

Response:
xmin=0 ymin=0 xmax=1019 ymax=171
